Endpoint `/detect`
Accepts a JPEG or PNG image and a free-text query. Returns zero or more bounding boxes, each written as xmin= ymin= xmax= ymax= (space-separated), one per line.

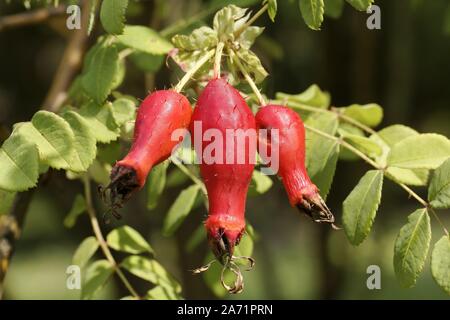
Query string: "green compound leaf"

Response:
xmin=431 ymin=236 xmax=450 ymax=295
xmin=276 ymin=84 xmax=331 ymax=110
xmin=147 ymin=161 xmax=169 ymax=210
xmin=62 ymin=111 xmax=97 ymax=172
xmin=239 ymin=26 xmax=264 ymax=49
xmin=340 ymin=103 xmax=383 ymax=128
xmin=111 ymin=98 xmax=136 ymax=127
xmin=299 ymin=0 xmax=325 ymax=31
xmin=172 ymin=26 xmax=218 ymax=51
xmin=387 ymin=134 xmax=450 ymax=169
xmin=249 ymin=170 xmax=273 ymax=195
xmin=371 ymin=125 xmax=429 ymax=186
xmin=162 ymin=184 xmax=201 ymax=236
xmin=64 ymin=194 xmax=86 ymax=228
xmin=342 ymin=170 xmax=383 ymax=245
xmin=341 ymin=131 xmax=383 ymax=158
xmin=235 ymin=48 xmax=268 ymax=84
xmin=117 ymin=25 xmax=173 ymax=55
xmin=100 ymin=0 xmax=128 ymax=35
xmin=106 ymin=225 xmax=154 ymax=254
xmin=146 ymin=286 xmax=181 ymax=300
xmin=265 ymin=0 xmax=278 ymax=21
xmin=14 ymin=111 xmax=75 ymax=171
xmin=346 ymin=0 xmax=374 ymax=11
xmin=81 ymin=43 xmax=119 ymax=104
xmin=82 ymin=259 xmax=114 ymax=300
xmin=0 ymin=134 xmax=39 ymax=192
xmin=72 ymin=236 xmax=99 ymax=269
xmin=428 ymin=158 xmax=450 ymax=209
xmin=121 ymin=255 xmax=181 ymax=293
xmin=394 ymin=208 xmax=431 ymax=288
xmin=213 ymin=5 xmax=248 ymax=38
xmin=306 ymin=112 xmax=339 ymax=199
xmin=79 ymin=102 xmax=120 ymax=143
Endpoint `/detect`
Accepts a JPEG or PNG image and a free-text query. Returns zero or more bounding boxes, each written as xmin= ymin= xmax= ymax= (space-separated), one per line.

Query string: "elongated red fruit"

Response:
xmin=255 ymin=105 xmax=334 ymax=224
xmin=191 ymin=78 xmax=256 ymax=262
xmin=104 ymin=90 xmax=192 ymax=215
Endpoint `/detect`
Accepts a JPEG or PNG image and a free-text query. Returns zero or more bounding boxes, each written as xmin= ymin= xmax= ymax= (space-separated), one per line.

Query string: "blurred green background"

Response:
xmin=0 ymin=0 xmax=449 ymax=299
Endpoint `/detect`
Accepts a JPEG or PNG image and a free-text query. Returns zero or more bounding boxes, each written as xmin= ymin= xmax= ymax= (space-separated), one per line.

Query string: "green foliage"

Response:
xmin=345 ymin=0 xmax=374 ymax=11
xmin=0 ymin=189 xmax=15 ymax=215
xmin=341 ymin=131 xmax=382 ymax=158
xmin=171 ymin=5 xmax=267 ymax=86
xmin=111 ymin=98 xmax=136 ymax=126
xmin=428 ymin=158 xmax=450 ymax=209
xmin=78 ymin=102 xmax=120 ymax=143
xmin=106 ymin=226 xmax=154 ymax=254
xmin=394 ymin=209 xmax=431 ymax=288
xmin=342 ymin=170 xmax=383 ymax=245
xmin=129 ymin=52 xmax=164 ymax=73
xmin=172 ymin=26 xmax=218 ymax=51
xmin=81 ymin=42 xmax=119 ymax=104
xmin=249 ymin=170 xmax=273 ymax=195
xmin=340 ymin=103 xmax=383 ymax=128
xmin=121 ymin=255 xmax=182 ymax=294
xmin=64 ymin=194 xmax=86 ymax=228
xmin=276 ymin=84 xmax=331 ymax=110
xmin=117 ymin=25 xmax=173 ymax=55
xmin=0 ymin=134 xmax=39 ymax=192
xmin=72 ymin=237 xmax=99 ymax=269
xmin=100 ymin=0 xmax=129 ymax=35
xmin=431 ymin=236 xmax=450 ymax=295
xmin=62 ymin=111 xmax=97 ymax=172
xmin=299 ymin=0 xmax=325 ymax=30
xmin=265 ymin=0 xmax=278 ymax=21
xmin=162 ymin=184 xmax=201 ymax=236
xmin=147 ymin=161 xmax=169 ymax=210
xmin=371 ymin=125 xmax=429 ymax=186
xmin=82 ymin=259 xmax=114 ymax=299
xmin=387 ymin=134 xmax=450 ymax=169
xmin=146 ymin=286 xmax=180 ymax=300
xmin=14 ymin=111 xmax=75 ymax=171
xmin=306 ymin=112 xmax=339 ymax=198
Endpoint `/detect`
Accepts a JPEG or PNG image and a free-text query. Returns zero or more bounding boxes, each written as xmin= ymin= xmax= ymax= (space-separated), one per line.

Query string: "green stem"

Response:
xmin=82 ymin=175 xmax=140 ymax=299
xmin=273 ymin=99 xmax=379 ymax=137
xmin=304 ymin=124 xmax=380 ymax=168
xmin=229 ymin=49 xmax=266 ymax=106
xmin=174 ymin=49 xmax=215 ymax=93
xmin=331 ymin=107 xmax=378 ymax=136
xmin=214 ymin=42 xmax=224 ymax=79
xmin=118 ymin=48 xmax=134 ymax=60
xmin=172 ymin=160 xmax=208 ymax=197
xmin=160 ymin=5 xmax=220 ymax=37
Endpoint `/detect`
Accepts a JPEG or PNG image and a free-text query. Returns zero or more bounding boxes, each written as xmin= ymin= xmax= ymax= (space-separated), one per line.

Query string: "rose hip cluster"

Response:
xmin=102 ymin=77 xmax=334 ymax=293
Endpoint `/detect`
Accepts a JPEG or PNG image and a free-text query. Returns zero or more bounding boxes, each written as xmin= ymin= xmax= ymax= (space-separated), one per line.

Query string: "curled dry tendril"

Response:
xmin=191 ymin=254 xmax=255 ymax=294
